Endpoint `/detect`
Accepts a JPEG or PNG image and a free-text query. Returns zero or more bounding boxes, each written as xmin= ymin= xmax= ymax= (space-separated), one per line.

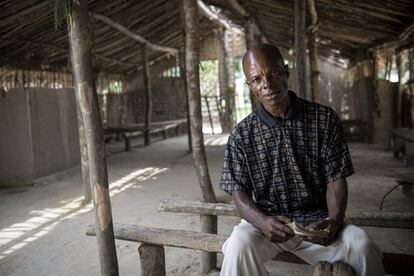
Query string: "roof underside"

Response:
xmin=1 ymin=0 xmax=413 ymax=74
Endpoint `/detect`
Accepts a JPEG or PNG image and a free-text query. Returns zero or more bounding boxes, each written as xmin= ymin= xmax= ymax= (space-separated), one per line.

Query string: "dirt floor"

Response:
xmin=0 ymin=134 xmax=413 ymax=276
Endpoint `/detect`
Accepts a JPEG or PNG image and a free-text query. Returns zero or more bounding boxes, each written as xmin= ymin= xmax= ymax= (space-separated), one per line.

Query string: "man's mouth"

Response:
xmin=265 ymin=91 xmax=281 ymax=99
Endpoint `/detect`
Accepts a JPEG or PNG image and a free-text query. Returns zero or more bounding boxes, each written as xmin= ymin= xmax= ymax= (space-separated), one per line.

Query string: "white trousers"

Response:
xmin=221 ymin=220 xmax=384 ymax=276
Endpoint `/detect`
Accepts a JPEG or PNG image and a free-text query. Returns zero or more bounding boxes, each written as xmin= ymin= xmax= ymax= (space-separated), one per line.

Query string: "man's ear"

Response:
xmin=284 ymin=64 xmax=289 ymax=78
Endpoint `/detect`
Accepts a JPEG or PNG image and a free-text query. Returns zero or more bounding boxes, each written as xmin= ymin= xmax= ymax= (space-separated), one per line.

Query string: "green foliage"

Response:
xmin=54 ymin=0 xmax=74 ymax=30
xmin=200 ymin=60 xmax=219 ymax=96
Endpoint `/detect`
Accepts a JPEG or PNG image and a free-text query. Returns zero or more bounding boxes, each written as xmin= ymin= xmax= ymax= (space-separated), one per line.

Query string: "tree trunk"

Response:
xmin=217 ymin=28 xmax=229 ymax=132
xmin=182 ymin=0 xmax=217 ymax=203
xmin=224 ymin=29 xmax=236 ymax=131
xmin=295 ymin=0 xmax=307 ymax=99
xmin=68 ymin=1 xmax=119 ymax=275
xmin=244 ymin=17 xmax=261 ymax=111
xmin=76 ymin=105 xmax=91 ymax=203
xmin=142 ymin=44 xmax=152 ymax=146
xmin=307 ymin=0 xmax=320 ymax=102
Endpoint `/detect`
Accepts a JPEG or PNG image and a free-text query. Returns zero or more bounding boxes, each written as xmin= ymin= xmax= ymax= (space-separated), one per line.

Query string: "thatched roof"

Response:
xmin=1 ymin=0 xmax=413 ymax=74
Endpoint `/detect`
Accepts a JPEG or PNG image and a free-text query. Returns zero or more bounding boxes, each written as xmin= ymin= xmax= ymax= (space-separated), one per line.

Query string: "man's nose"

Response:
xmin=261 ymin=76 xmax=272 ymax=89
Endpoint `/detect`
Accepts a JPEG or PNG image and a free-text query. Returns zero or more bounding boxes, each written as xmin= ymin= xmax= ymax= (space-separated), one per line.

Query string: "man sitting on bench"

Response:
xmin=218 ymin=44 xmax=384 ymax=276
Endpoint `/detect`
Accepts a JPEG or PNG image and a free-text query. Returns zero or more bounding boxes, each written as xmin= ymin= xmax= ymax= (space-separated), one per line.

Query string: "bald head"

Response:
xmin=242 ymin=44 xmax=285 ymax=75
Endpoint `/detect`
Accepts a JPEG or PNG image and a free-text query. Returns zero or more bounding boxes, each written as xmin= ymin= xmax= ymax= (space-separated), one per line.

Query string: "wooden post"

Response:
xmin=68 ymin=0 xmax=119 ymax=275
xmin=179 ymin=51 xmax=192 ymax=152
xmin=138 ymin=244 xmax=166 ymax=276
xmin=409 ymin=48 xmax=414 ymax=125
xmin=295 ymin=0 xmax=307 ymax=99
xmin=397 ymin=52 xmax=403 ymax=127
xmin=204 ymin=96 xmax=215 ymax=134
xmin=182 ymin=0 xmax=217 ymax=203
xmin=76 ymin=104 xmax=91 ymax=204
xmin=142 ymin=44 xmax=152 ymax=146
xmin=224 ymin=29 xmax=236 ymax=131
xmin=307 ymin=0 xmax=320 ymax=102
xmin=244 ymin=17 xmax=260 ymax=111
xmin=217 ymin=28 xmax=229 ymax=132
xmin=200 ymin=214 xmax=217 ymax=274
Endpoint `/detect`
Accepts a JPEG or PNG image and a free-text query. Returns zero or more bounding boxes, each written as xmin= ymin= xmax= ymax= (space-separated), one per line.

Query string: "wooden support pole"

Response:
xmin=217 ymin=28 xmax=230 ymax=132
xmin=204 ymin=96 xmax=215 ymax=134
xmin=138 ymin=244 xmax=166 ymax=276
xmin=295 ymin=0 xmax=307 ymax=99
xmin=182 ymin=0 xmax=217 ymax=203
xmin=307 ymin=0 xmax=320 ymax=102
xmin=397 ymin=52 xmax=403 ymax=127
xmin=224 ymin=29 xmax=236 ymax=131
xmin=244 ymin=17 xmax=260 ymax=111
xmin=68 ymin=1 xmax=119 ymax=275
xmin=76 ymin=104 xmax=91 ymax=203
xmin=200 ymin=214 xmax=217 ymax=274
xmin=179 ymin=48 xmax=192 ymax=152
xmin=142 ymin=44 xmax=152 ymax=146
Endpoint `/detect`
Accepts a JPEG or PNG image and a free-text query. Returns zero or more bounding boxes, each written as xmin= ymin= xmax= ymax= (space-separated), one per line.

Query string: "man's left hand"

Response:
xmin=302 ymin=218 xmax=342 ymax=246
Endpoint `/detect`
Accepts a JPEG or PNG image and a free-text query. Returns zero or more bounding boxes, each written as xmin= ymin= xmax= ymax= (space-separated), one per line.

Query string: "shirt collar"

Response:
xmin=257 ymin=90 xmax=304 ymax=128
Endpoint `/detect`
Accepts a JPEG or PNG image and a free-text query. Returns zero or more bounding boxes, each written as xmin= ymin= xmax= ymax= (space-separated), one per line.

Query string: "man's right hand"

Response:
xmin=232 ymin=191 xmax=294 ymax=243
xmin=257 ymin=215 xmax=295 ymax=243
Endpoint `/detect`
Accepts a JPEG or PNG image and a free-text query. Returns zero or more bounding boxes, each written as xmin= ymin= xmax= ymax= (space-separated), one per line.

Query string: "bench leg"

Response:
xmin=125 ymin=136 xmax=130 ymax=151
xmin=138 ymin=243 xmax=166 ymax=276
xmin=200 ymin=214 xmax=217 ymax=274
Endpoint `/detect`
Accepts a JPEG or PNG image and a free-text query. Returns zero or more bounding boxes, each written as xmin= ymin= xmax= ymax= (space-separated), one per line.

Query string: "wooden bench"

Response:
xmin=104 ymin=119 xmax=186 ymax=151
xmin=389 ymin=128 xmax=414 ymax=166
xmin=86 ymin=200 xmax=414 ymax=275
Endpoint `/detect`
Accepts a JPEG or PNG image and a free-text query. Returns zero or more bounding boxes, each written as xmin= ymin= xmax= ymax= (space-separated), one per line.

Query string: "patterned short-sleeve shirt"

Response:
xmin=219 ymin=91 xmax=354 ymax=225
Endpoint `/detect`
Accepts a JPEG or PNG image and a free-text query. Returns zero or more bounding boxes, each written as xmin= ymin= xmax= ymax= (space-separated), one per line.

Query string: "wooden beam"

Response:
xmin=295 ymin=0 xmax=307 ymax=99
xmin=159 ymin=199 xmax=414 ymax=229
xmin=86 ymin=223 xmax=414 ymax=275
xmin=68 ymin=0 xmax=119 ymax=275
xmin=197 ymin=0 xmax=242 ymax=33
xmin=375 ymin=21 xmax=414 ymax=50
xmin=227 ymin=0 xmax=269 ymax=43
xmin=91 ymin=12 xmax=178 ymax=55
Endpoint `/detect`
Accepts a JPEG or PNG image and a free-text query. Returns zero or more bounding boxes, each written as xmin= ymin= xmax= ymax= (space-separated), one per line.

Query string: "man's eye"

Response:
xmin=252 ymin=78 xmax=260 ymax=84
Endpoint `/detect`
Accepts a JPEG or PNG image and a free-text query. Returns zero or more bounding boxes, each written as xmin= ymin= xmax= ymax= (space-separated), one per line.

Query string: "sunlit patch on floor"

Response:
xmin=0 ymin=166 xmax=168 ymax=260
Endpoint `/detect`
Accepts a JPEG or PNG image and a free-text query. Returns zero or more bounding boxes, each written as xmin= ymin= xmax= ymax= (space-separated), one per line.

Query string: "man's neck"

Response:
xmin=263 ymin=95 xmax=291 ymax=119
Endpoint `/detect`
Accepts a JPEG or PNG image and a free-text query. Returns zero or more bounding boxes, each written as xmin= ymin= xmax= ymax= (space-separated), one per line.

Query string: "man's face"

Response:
xmin=243 ymin=49 xmax=289 ymax=108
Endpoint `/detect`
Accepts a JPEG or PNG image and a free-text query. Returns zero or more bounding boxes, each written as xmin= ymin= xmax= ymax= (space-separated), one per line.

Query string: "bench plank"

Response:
xmin=159 ymin=199 xmax=414 ymax=229
xmin=86 ymin=223 xmax=414 ymax=274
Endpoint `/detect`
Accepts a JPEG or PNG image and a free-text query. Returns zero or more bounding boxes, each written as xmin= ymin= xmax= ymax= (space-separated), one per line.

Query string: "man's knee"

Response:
xmin=342 ymin=225 xmax=380 ymax=258
xmin=223 ymin=227 xmax=258 ymax=256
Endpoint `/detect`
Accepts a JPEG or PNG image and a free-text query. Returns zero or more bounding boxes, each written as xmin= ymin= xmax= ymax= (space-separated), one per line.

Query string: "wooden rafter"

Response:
xmin=91 ymin=12 xmax=178 ymax=55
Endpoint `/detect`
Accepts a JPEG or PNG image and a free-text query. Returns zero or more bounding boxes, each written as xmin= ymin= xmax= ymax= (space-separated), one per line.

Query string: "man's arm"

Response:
xmin=232 ymin=191 xmax=294 ymax=243
xmin=305 ymin=177 xmax=348 ymax=245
